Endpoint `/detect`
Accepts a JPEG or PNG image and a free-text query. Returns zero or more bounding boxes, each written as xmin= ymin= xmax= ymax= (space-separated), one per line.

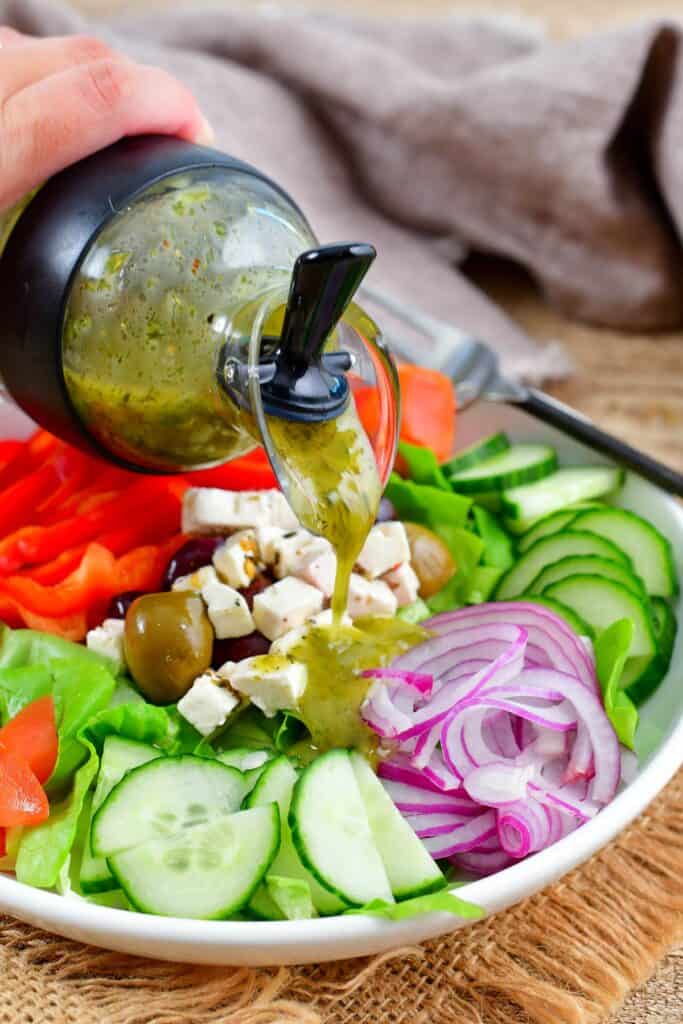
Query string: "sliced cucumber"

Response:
xmin=448 ymin=444 xmax=557 ymax=494
xmin=501 ymin=467 xmax=624 ymax=523
xmin=570 ymin=507 xmax=677 ymax=598
xmin=442 ymin=432 xmax=510 ymax=476
xmin=495 ymin=530 xmax=631 ymax=601
xmin=516 ymin=502 xmax=606 ymax=552
xmin=542 ymin=576 xmax=656 ymax=658
xmin=247 ymin=755 xmax=346 ymax=916
xmin=511 ymin=596 xmax=594 ymax=639
xmin=92 ymin=756 xmax=247 ymax=859
xmin=350 ymin=752 xmax=443 ymax=900
xmin=528 ymin=556 xmax=645 ymax=599
xmin=289 ymin=750 xmax=393 ymax=906
xmin=80 ymin=737 xmax=161 ymax=894
xmin=218 ymin=748 xmax=274 ymax=793
xmin=396 ymin=598 xmax=431 ymax=624
xmin=624 ymin=598 xmax=677 ymax=705
xmin=108 ymin=805 xmax=280 ymax=919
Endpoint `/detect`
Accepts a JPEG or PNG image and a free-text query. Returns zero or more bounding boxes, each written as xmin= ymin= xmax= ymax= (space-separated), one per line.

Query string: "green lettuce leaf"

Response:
xmin=472 ymin=506 xmax=515 ymax=571
xmin=385 ymin=474 xmax=471 ymax=529
xmin=426 ymin=528 xmax=486 ymax=614
xmin=466 ymin=565 xmax=504 ymax=604
xmin=346 ymin=890 xmax=484 ymax=921
xmin=0 ymin=626 xmax=116 ymax=675
xmin=595 ymin=619 xmax=639 ymax=749
xmin=48 ymin=661 xmax=116 ymax=789
xmin=15 ymin=739 xmax=99 ymax=889
xmin=266 ymin=875 xmax=316 ymax=920
xmin=398 ymin=441 xmax=450 ymax=491
xmin=84 ymin=700 xmax=179 ymax=754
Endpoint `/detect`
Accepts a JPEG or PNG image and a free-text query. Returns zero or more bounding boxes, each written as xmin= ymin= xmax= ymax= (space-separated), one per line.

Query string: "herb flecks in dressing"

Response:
xmin=268 ymin=403 xmax=381 ymax=618
xmin=290 ymin=617 xmax=427 ymax=759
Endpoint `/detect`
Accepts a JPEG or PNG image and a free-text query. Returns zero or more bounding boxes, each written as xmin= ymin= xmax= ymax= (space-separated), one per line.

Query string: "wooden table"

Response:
xmin=49 ymin=0 xmax=683 ymax=1018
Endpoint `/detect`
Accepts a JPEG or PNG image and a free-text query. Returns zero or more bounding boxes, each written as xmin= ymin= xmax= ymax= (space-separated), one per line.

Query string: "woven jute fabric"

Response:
xmin=0 ymin=766 xmax=680 ymax=1024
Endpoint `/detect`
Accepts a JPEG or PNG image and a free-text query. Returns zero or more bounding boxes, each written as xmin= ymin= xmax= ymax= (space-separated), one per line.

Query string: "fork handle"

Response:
xmin=515 ymin=388 xmax=683 ymax=497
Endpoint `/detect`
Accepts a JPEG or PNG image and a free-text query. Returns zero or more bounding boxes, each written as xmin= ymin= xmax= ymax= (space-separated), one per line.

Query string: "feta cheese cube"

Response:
xmin=224 ymin=654 xmax=307 ymax=717
xmin=299 ymin=548 xmax=337 ymax=597
xmin=383 ymin=562 xmax=420 ymax=607
xmin=86 ymin=618 xmax=126 ymax=673
xmin=182 ymin=488 xmax=298 ymax=534
xmin=347 ymin=573 xmax=398 ymax=618
xmin=213 ymin=530 xmax=259 ymax=588
xmin=269 ymin=609 xmax=353 ymax=656
xmin=306 ymin=608 xmax=353 ymax=628
xmin=356 ymin=522 xmax=411 ymax=579
xmin=255 ymin=526 xmax=286 ymax=564
xmin=201 ymin=578 xmax=255 ymax=639
xmin=176 ymin=673 xmax=240 ymax=737
xmin=252 ymin=577 xmax=324 ymax=640
xmin=172 ymin=565 xmax=218 ymax=592
xmin=270 ymin=530 xmax=336 ymax=596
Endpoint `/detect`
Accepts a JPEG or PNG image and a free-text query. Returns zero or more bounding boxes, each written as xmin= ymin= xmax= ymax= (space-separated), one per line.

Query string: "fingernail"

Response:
xmin=195 ymin=114 xmax=215 ymax=146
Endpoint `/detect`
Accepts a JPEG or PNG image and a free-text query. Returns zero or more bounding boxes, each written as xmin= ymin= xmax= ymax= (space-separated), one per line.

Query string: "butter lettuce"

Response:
xmin=595 ymin=619 xmax=639 ymax=749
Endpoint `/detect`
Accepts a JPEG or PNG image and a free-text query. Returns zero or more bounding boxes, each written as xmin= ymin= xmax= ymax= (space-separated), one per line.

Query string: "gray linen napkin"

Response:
xmin=4 ymin=1 xmax=683 ymax=381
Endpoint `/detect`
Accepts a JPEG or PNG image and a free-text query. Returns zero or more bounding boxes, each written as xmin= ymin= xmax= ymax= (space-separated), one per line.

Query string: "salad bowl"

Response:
xmin=0 ymin=396 xmax=681 ymax=966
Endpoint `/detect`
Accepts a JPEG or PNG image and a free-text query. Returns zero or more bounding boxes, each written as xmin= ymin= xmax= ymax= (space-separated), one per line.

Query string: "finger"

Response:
xmin=2 ymin=58 xmax=210 ymax=206
xmin=0 ymin=35 xmax=115 ymax=99
xmin=0 ymin=26 xmax=29 ymax=47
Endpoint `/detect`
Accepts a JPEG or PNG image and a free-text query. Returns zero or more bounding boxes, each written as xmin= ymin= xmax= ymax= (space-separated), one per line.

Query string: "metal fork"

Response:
xmin=361 ymin=284 xmax=683 ymax=496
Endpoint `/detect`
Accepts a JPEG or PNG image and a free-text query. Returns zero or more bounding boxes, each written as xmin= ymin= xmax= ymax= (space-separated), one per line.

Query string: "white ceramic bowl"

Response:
xmin=0 ymin=398 xmax=681 ymax=966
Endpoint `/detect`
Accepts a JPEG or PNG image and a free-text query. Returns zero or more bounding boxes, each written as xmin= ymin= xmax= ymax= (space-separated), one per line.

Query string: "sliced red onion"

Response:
xmin=379 ymin=777 xmax=474 ymax=814
xmin=361 ymin=668 xmax=433 ymax=694
xmin=425 ymin=605 xmax=597 ymax=692
xmin=455 ymin=848 xmax=515 ymax=875
xmin=497 ymin=799 xmax=550 ymax=858
xmin=405 ymin=811 xmax=479 ymax=837
xmin=464 ymin=763 xmax=535 ymax=807
xmin=392 ymin=623 xmax=528 ymax=675
xmin=485 ymin=711 xmax=521 ymax=759
xmin=421 ymin=811 xmax=497 ymax=857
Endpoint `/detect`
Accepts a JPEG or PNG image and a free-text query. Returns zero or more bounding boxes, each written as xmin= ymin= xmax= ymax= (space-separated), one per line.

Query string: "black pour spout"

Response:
xmin=223 ymin=242 xmax=376 ymax=423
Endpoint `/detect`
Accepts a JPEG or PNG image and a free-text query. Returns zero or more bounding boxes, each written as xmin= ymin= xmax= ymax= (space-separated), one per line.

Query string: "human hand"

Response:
xmin=0 ymin=27 xmax=212 ymax=212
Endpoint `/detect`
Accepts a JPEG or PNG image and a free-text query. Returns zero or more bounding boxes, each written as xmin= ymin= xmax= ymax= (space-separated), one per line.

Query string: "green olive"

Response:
xmin=124 ymin=592 xmax=214 ymax=704
xmin=404 ymin=522 xmax=456 ymax=598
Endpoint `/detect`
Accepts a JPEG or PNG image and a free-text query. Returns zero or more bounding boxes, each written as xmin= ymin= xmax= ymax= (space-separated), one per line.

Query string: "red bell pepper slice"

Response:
xmin=185 ymin=449 xmax=277 ymax=490
xmin=18 ymin=545 xmax=89 ymax=586
xmin=0 ymin=441 xmax=23 ymax=472
xmin=0 ymin=697 xmax=58 ymax=784
xmin=0 ymin=430 xmax=58 ymax=492
xmin=0 ymin=742 xmax=49 ymax=827
xmin=0 ymin=594 xmax=87 ymax=641
xmin=0 ymin=543 xmax=116 ymax=616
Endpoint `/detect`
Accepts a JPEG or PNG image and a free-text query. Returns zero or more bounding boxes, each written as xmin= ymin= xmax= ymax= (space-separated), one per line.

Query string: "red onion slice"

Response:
xmin=422 ymin=811 xmax=498 ymax=857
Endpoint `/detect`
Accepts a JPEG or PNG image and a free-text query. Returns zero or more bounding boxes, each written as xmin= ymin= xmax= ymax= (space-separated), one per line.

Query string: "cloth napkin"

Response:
xmin=4 ymin=1 xmax=683 ymax=382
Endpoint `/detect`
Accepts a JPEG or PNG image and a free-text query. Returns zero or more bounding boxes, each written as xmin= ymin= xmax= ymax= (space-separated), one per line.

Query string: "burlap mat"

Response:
xmin=0 ymin=765 xmax=679 ymax=1024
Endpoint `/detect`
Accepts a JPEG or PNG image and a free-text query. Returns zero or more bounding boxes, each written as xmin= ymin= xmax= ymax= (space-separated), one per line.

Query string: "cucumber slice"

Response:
xmin=350 ymin=752 xmax=443 ymax=900
xmin=80 ymin=737 xmax=162 ymax=894
xmin=218 ymin=748 xmax=274 ymax=794
xmin=502 ymin=467 xmax=624 ymax=523
xmin=624 ymin=598 xmax=677 ymax=704
xmin=511 ymin=596 xmax=594 ymax=638
xmin=570 ymin=507 xmax=678 ymax=598
xmin=528 ymin=556 xmax=645 ymax=599
xmin=108 ymin=805 xmax=280 ymax=919
xmin=289 ymin=750 xmax=393 ymax=906
xmin=495 ymin=530 xmax=631 ymax=601
xmin=442 ymin=432 xmax=510 ymax=476
xmin=516 ymin=502 xmax=606 ymax=552
xmin=542 ymin=576 xmax=656 ymax=658
xmin=92 ymin=756 xmax=247 ymax=859
xmin=247 ymin=755 xmax=346 ymax=916
xmin=448 ymin=444 xmax=557 ymax=493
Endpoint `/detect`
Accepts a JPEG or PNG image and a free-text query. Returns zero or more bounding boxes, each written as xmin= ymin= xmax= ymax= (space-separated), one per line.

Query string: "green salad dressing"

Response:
xmin=289 ymin=617 xmax=427 ymax=760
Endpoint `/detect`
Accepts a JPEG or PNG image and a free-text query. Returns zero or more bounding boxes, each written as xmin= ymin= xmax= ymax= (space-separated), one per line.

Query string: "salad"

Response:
xmin=0 ymin=395 xmax=677 ymax=924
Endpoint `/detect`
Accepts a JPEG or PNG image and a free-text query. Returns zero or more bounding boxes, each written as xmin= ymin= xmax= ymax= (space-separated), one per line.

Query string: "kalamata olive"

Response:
xmin=212 ymin=631 xmax=271 ymax=668
xmin=106 ymin=590 xmax=144 ymax=620
xmin=404 ymin=522 xmax=456 ymax=598
xmin=124 ymin=592 xmax=214 ymax=704
xmin=162 ymin=536 xmax=226 ymax=590
xmin=376 ymin=497 xmax=396 ymax=523
xmin=239 ymin=572 xmax=274 ymax=611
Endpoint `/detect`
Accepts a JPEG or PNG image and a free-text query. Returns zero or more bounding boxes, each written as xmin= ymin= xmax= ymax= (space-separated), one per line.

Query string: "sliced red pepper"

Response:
xmin=0 ymin=441 xmax=24 ymax=471
xmin=0 ymin=478 xmax=181 ymax=574
xmin=0 ymin=543 xmax=116 ymax=616
xmin=0 ymin=430 xmax=58 ymax=492
xmin=185 ymin=449 xmax=277 ymax=490
xmin=18 ymin=545 xmax=89 ymax=586
xmin=0 ymin=697 xmax=58 ymax=784
xmin=0 ymin=460 xmax=65 ymax=538
xmin=0 ymin=594 xmax=88 ymax=641
xmin=0 ymin=742 xmax=49 ymax=827
xmin=114 ymin=534 xmax=186 ymax=594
